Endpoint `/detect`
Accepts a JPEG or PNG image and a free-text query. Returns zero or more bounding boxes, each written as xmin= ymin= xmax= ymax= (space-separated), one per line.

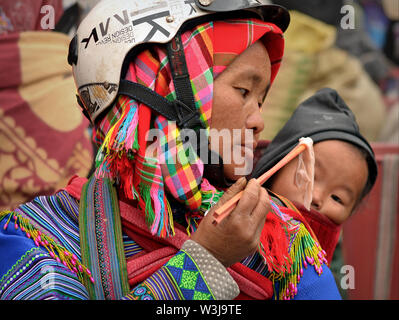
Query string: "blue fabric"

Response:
xmin=273 ymin=262 xmax=342 ymax=300
xmin=294 ymin=263 xmax=341 ymax=300
xmin=0 ymin=216 xmax=36 ymax=276
xmin=0 ymin=215 xmax=89 ymax=300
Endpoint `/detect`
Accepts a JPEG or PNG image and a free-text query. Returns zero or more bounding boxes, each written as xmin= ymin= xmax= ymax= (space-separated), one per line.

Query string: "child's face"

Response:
xmin=270 ymin=140 xmax=369 ymax=225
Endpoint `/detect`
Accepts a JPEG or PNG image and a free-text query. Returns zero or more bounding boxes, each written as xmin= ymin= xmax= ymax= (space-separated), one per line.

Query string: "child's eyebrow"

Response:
xmin=340 ymin=185 xmax=355 ymax=200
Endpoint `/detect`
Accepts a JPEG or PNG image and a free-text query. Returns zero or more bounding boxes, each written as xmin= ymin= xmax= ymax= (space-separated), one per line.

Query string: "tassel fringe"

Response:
xmin=257 ymin=200 xmax=328 ymax=300
xmin=273 ymin=222 xmax=328 ymax=300
xmin=138 ymin=182 xmax=175 ymax=238
xmin=258 ymin=210 xmax=291 ymax=275
xmin=95 ymin=96 xmax=139 ymax=184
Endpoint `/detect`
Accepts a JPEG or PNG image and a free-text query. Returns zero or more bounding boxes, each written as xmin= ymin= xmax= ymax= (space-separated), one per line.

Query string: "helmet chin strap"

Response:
xmin=167 ymin=32 xmax=233 ymax=189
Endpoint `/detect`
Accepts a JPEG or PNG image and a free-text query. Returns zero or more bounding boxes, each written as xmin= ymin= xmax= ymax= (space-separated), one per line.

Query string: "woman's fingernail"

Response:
xmin=238 ymin=177 xmax=247 ymax=184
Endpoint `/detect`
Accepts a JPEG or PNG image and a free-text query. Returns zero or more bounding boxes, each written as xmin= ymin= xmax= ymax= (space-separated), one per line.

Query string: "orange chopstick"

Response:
xmin=212 ymin=143 xmax=307 ymax=225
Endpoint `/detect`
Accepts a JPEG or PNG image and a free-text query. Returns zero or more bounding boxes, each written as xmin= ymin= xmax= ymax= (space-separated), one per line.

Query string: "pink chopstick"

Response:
xmin=212 ymin=143 xmax=307 ymax=225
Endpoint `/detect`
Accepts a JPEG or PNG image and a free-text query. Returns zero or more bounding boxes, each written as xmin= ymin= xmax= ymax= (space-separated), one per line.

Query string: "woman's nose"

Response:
xmin=246 ymin=105 xmax=264 ymax=136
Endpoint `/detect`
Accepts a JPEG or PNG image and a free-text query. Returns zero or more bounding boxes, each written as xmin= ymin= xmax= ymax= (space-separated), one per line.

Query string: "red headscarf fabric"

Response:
xmin=213 ymin=19 xmax=284 ymax=83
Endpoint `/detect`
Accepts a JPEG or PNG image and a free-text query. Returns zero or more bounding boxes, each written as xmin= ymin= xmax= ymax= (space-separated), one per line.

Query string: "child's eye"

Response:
xmin=331 ymin=194 xmax=343 ymax=204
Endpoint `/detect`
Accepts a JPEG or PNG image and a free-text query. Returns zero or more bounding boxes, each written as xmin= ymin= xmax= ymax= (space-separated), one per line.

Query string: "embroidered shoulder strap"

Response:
xmin=79 ymin=176 xmax=130 ymax=299
xmin=268 ymin=190 xmax=298 ymax=211
xmin=268 ymin=190 xmax=321 ymax=244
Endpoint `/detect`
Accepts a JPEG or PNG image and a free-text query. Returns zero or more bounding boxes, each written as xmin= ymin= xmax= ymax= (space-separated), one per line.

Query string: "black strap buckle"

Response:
xmin=173 ymin=99 xmax=203 ymax=129
xmin=167 ymin=32 xmax=204 ymax=131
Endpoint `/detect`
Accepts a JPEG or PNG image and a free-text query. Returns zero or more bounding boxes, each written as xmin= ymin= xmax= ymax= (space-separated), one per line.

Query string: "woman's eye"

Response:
xmin=238 ymin=88 xmax=249 ymax=97
xmin=331 ymin=194 xmax=343 ymax=204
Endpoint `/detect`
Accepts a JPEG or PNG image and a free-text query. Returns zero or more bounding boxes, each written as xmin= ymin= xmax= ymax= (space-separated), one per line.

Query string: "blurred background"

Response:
xmin=0 ymin=0 xmax=398 ymax=300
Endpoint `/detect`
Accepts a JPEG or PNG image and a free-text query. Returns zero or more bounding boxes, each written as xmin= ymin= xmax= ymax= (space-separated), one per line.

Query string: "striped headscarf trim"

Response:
xmin=93 ymin=18 xmax=285 ymax=238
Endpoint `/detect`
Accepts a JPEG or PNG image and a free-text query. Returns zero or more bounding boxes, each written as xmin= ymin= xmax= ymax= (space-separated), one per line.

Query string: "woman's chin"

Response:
xmin=223 ymin=146 xmax=254 ymax=179
xmin=223 ymin=163 xmax=252 ymax=181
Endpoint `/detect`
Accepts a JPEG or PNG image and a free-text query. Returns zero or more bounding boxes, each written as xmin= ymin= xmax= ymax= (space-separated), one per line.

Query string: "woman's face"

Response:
xmin=210 ymin=40 xmax=271 ymax=181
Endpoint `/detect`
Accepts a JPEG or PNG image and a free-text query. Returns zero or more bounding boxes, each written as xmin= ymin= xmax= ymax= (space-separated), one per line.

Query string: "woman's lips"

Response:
xmin=236 ymin=144 xmax=255 ymax=161
xmin=240 ymin=141 xmax=257 ymax=152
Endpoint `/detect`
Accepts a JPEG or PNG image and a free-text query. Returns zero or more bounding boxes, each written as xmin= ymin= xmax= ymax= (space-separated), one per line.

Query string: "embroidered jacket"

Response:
xmin=0 ymin=188 xmax=341 ymax=300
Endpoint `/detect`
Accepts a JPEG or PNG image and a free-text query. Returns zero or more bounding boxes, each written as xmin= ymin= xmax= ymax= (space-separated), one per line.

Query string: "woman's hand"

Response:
xmin=191 ymin=177 xmax=270 ymax=267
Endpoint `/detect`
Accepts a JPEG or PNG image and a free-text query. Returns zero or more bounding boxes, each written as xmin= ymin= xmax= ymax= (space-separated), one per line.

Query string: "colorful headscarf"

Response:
xmin=93 ymin=18 xmax=285 ymax=238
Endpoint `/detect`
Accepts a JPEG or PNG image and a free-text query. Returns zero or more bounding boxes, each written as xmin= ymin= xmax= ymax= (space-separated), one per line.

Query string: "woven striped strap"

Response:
xmin=79 ymin=176 xmax=130 ymax=299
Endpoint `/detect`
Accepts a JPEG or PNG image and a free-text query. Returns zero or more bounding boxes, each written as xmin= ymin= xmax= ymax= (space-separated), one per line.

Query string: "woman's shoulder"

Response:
xmin=0 ymin=204 xmax=89 ymax=299
xmin=0 ymin=189 xmax=88 ymax=276
xmin=8 ymin=190 xmax=81 ymax=251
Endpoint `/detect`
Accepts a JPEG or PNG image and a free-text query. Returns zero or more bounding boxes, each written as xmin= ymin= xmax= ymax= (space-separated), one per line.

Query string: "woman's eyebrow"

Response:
xmin=249 ymin=69 xmax=268 ymax=85
xmin=242 ymin=70 xmax=271 ymax=92
xmin=249 ymin=70 xmax=270 ymax=97
xmin=235 ymin=65 xmax=267 ymax=81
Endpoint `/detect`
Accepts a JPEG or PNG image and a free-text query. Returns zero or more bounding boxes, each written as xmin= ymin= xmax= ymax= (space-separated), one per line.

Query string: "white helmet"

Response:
xmin=68 ymin=0 xmax=289 ymax=123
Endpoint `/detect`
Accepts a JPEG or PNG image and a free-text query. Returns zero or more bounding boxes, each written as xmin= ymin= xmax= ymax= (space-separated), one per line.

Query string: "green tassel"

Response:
xmin=139 ymin=183 xmax=156 ymax=228
xmin=133 ymin=128 xmax=140 ymax=151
